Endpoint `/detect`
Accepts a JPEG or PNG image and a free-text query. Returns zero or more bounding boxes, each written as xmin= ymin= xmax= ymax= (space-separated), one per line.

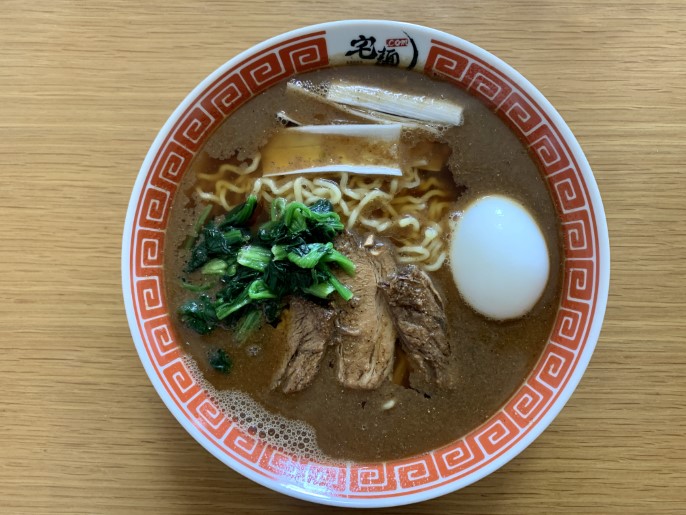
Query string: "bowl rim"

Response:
xmin=122 ymin=19 xmax=610 ymax=508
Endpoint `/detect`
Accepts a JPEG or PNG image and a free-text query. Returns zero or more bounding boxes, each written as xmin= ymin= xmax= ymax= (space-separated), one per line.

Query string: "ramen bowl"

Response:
xmin=122 ymin=20 xmax=610 ymax=507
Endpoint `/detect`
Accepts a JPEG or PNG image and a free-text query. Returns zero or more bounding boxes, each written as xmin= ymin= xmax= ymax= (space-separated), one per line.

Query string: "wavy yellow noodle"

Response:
xmin=195 ymin=154 xmax=456 ymax=270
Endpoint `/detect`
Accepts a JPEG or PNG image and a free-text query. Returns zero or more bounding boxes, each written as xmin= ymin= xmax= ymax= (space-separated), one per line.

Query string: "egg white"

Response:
xmin=450 ymin=195 xmax=550 ymax=320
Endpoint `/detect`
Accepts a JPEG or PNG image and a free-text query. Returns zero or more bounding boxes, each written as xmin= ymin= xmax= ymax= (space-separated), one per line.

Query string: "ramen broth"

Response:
xmin=164 ymin=66 xmax=562 ymax=462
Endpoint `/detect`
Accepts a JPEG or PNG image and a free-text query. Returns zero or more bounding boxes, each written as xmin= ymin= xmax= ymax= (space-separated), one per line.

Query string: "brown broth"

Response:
xmin=164 ymin=66 xmax=563 ymax=462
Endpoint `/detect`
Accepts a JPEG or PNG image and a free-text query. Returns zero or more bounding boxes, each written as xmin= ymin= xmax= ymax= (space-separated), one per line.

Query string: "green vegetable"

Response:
xmin=258 ymin=198 xmax=344 ymax=244
xmin=321 ymin=247 xmax=356 ymax=276
xmin=270 ymin=197 xmax=286 ymax=221
xmin=194 ymin=204 xmax=214 ymax=233
xmin=208 ymin=348 xmax=232 ymax=374
xmin=237 ymin=245 xmax=272 ymax=272
xmin=215 ymin=289 xmax=251 ymax=320
xmin=270 ymin=244 xmax=288 ymax=261
xmin=263 ymin=259 xmax=318 ymax=298
xmin=185 ymin=243 xmax=208 ymax=273
xmin=308 ymin=199 xmax=333 ymax=214
xmin=185 ymin=223 xmax=248 ymax=272
xmin=180 ymin=279 xmax=214 ymax=293
xmin=248 ymin=279 xmax=277 ymax=300
xmin=204 ymin=226 xmax=248 ymax=255
xmin=201 ymin=258 xmax=230 ymax=275
xmin=286 ymin=242 xmax=332 ymax=269
xmin=220 ymin=195 xmax=257 ymax=228
xmin=180 ymin=197 xmax=356 ymax=338
xmin=183 ymin=204 xmax=214 ymax=250
xmin=179 ymin=295 xmax=217 ymax=335
xmin=320 ymin=264 xmax=354 ymax=302
xmin=284 ymin=202 xmax=310 ymax=234
xmin=234 ymin=309 xmax=262 ymax=344
xmin=257 ymin=220 xmax=288 ymax=244
xmin=261 ymin=299 xmax=284 ymax=326
xmin=302 ymin=281 xmax=335 ymax=299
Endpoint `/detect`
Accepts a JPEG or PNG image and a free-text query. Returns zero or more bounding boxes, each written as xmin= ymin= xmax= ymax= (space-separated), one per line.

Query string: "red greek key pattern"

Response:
xmin=392 ymin=455 xmax=440 ymax=488
xmin=143 ymin=315 xmax=180 ymax=367
xmin=560 ymin=208 xmax=595 ymax=259
xmin=127 ymin=33 xmax=601 ymax=499
xmin=506 ymin=382 xmax=553 ymax=429
xmin=549 ymin=258 xmax=594 ymax=350
xmin=162 ymin=360 xmax=201 ymax=403
xmin=149 ymin=140 xmax=191 ymax=190
xmin=501 ymin=91 xmax=543 ymax=135
xmin=533 ymin=343 xmax=576 ymax=391
xmin=551 ymin=305 xmax=586 ymax=350
xmin=350 ymin=463 xmax=397 ymax=492
xmin=201 ymin=73 xmax=251 ymax=118
xmin=187 ymin=393 xmax=233 ymax=440
xmin=174 ymin=106 xmax=216 ymax=152
xmin=529 ymin=123 xmax=572 ymax=175
xmin=224 ymin=426 xmax=267 ymax=463
xmin=549 ymin=168 xmax=587 ymax=213
xmin=134 ymin=273 xmax=166 ymax=320
xmin=466 ymin=65 xmax=513 ymax=109
xmin=435 ymin=436 xmax=485 ymax=478
xmin=476 ymin=413 xmax=521 ymax=455
xmin=135 ymin=228 xmax=164 ymax=276
xmin=138 ymin=186 xmax=172 ymax=230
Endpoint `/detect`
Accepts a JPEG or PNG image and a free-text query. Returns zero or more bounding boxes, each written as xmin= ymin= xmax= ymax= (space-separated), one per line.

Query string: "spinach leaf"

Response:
xmin=234 ymin=309 xmax=262 ymax=345
xmin=219 ymin=195 xmax=257 ymax=228
xmin=208 ymin=348 xmax=232 ymax=374
xmin=261 ymin=299 xmax=284 ymax=326
xmin=237 ymin=245 xmax=272 ymax=272
xmin=185 ymin=242 xmax=209 ymax=273
xmin=215 ymin=289 xmax=252 ymax=320
xmin=179 ymin=295 xmax=217 ymax=335
xmin=179 ymin=197 xmax=355 ymax=337
xmin=286 ymin=242 xmax=332 ymax=269
xmin=308 ymin=199 xmax=334 ymax=214
xmin=263 ymin=259 xmax=314 ymax=298
xmin=180 ymin=278 xmax=214 ymax=293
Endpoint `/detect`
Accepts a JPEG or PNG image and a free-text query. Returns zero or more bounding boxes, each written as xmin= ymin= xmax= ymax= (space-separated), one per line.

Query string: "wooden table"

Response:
xmin=2 ymin=1 xmax=684 ymax=513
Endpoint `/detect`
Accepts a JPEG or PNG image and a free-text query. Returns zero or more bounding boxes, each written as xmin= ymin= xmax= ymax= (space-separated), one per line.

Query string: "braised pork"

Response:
xmin=333 ymin=233 xmax=396 ymax=389
xmin=380 ymin=265 xmax=452 ymax=388
xmin=271 ymin=297 xmax=335 ymax=393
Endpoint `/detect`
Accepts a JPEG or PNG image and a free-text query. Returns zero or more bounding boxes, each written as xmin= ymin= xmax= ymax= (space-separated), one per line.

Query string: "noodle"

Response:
xmin=194 ymin=152 xmax=456 ymax=270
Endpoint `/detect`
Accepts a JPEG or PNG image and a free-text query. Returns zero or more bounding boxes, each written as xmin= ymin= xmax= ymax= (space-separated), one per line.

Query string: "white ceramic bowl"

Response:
xmin=122 ymin=20 xmax=610 ymax=508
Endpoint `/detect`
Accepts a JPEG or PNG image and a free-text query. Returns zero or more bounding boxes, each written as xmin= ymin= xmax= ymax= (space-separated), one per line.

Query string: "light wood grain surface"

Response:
xmin=1 ymin=1 xmax=684 ymax=513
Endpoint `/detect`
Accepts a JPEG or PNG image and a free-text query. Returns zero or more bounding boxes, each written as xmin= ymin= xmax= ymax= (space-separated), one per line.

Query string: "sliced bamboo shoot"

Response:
xmin=261 ymin=124 xmax=403 ymax=177
xmin=326 ymin=82 xmax=464 ymax=126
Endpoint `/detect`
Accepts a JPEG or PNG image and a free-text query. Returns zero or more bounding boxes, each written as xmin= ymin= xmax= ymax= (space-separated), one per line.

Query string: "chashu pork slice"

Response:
xmin=332 ymin=233 xmax=396 ymax=390
xmin=380 ymin=264 xmax=453 ymax=388
xmin=271 ymin=297 xmax=335 ymax=394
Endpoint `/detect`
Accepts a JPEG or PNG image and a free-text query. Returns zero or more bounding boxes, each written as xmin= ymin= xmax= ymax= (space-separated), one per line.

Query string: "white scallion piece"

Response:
xmin=343 ymin=107 xmax=444 ymax=136
xmin=276 ymin=111 xmax=303 ymax=126
xmin=326 ymin=81 xmax=464 ymax=126
xmin=285 ymin=80 xmax=446 ymax=135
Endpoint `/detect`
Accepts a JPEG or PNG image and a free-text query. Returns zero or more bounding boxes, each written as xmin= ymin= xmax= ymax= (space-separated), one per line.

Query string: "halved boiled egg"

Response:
xmin=450 ymin=195 xmax=550 ymax=320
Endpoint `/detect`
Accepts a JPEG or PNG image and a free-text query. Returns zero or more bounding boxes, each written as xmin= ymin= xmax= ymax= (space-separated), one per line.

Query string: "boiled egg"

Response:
xmin=450 ymin=195 xmax=550 ymax=320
